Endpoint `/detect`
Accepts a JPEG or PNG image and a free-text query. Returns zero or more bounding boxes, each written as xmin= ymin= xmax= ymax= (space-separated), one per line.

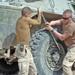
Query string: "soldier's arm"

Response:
xmin=45 ymin=19 xmax=62 ymax=26
xmin=28 ymin=13 xmax=42 ymax=26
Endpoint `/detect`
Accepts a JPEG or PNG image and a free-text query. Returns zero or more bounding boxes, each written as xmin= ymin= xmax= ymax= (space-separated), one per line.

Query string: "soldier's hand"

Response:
xmin=38 ymin=7 xmax=43 ymax=13
xmin=45 ymin=24 xmax=53 ymax=31
xmin=45 ymin=22 xmax=50 ymax=25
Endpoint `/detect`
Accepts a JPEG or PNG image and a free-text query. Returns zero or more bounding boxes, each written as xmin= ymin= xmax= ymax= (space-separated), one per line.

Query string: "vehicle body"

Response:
xmin=0 ymin=0 xmax=75 ymax=75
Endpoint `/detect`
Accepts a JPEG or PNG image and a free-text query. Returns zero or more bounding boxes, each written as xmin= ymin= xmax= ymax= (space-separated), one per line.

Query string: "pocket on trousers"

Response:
xmin=22 ymin=61 xmax=29 ymax=74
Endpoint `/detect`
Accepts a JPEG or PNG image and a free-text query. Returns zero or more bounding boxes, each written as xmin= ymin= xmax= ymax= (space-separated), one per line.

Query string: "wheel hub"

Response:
xmin=51 ymin=50 xmax=60 ymax=63
xmin=45 ymin=43 xmax=65 ymax=71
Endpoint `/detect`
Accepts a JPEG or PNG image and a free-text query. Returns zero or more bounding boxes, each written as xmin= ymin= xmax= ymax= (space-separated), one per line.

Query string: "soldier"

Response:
xmin=45 ymin=9 xmax=75 ymax=75
xmin=15 ymin=7 xmax=42 ymax=75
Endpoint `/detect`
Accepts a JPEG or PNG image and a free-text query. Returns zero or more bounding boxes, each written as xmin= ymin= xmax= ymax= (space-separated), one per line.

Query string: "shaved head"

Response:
xmin=63 ymin=9 xmax=72 ymax=17
xmin=22 ymin=7 xmax=33 ymax=16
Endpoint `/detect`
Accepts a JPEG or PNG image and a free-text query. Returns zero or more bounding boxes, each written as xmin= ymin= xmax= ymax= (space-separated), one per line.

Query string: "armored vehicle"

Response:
xmin=0 ymin=0 xmax=75 ymax=75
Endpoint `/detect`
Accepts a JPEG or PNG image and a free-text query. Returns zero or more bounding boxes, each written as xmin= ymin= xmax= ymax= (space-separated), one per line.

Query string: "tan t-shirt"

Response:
xmin=16 ymin=13 xmax=41 ymax=45
xmin=61 ymin=20 xmax=75 ymax=46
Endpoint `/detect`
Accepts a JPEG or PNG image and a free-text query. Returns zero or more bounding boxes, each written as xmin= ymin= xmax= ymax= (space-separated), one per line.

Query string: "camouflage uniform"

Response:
xmin=15 ymin=44 xmax=37 ymax=75
xmin=61 ymin=20 xmax=75 ymax=75
xmin=15 ymin=8 xmax=41 ymax=75
xmin=63 ymin=45 xmax=75 ymax=75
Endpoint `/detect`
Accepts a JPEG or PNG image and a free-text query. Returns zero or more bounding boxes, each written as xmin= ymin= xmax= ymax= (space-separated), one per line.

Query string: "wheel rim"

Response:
xmin=45 ymin=43 xmax=65 ymax=71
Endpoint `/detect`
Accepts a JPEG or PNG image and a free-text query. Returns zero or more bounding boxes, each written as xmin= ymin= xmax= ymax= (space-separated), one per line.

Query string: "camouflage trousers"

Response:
xmin=62 ymin=44 xmax=75 ymax=75
xmin=15 ymin=44 xmax=37 ymax=75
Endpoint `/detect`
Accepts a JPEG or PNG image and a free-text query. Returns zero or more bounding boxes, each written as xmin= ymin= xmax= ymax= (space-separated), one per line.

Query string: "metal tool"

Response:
xmin=41 ymin=13 xmax=60 ymax=51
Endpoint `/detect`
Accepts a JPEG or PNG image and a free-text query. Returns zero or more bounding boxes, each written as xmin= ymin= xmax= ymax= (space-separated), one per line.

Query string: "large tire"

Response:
xmin=30 ymin=29 xmax=65 ymax=75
